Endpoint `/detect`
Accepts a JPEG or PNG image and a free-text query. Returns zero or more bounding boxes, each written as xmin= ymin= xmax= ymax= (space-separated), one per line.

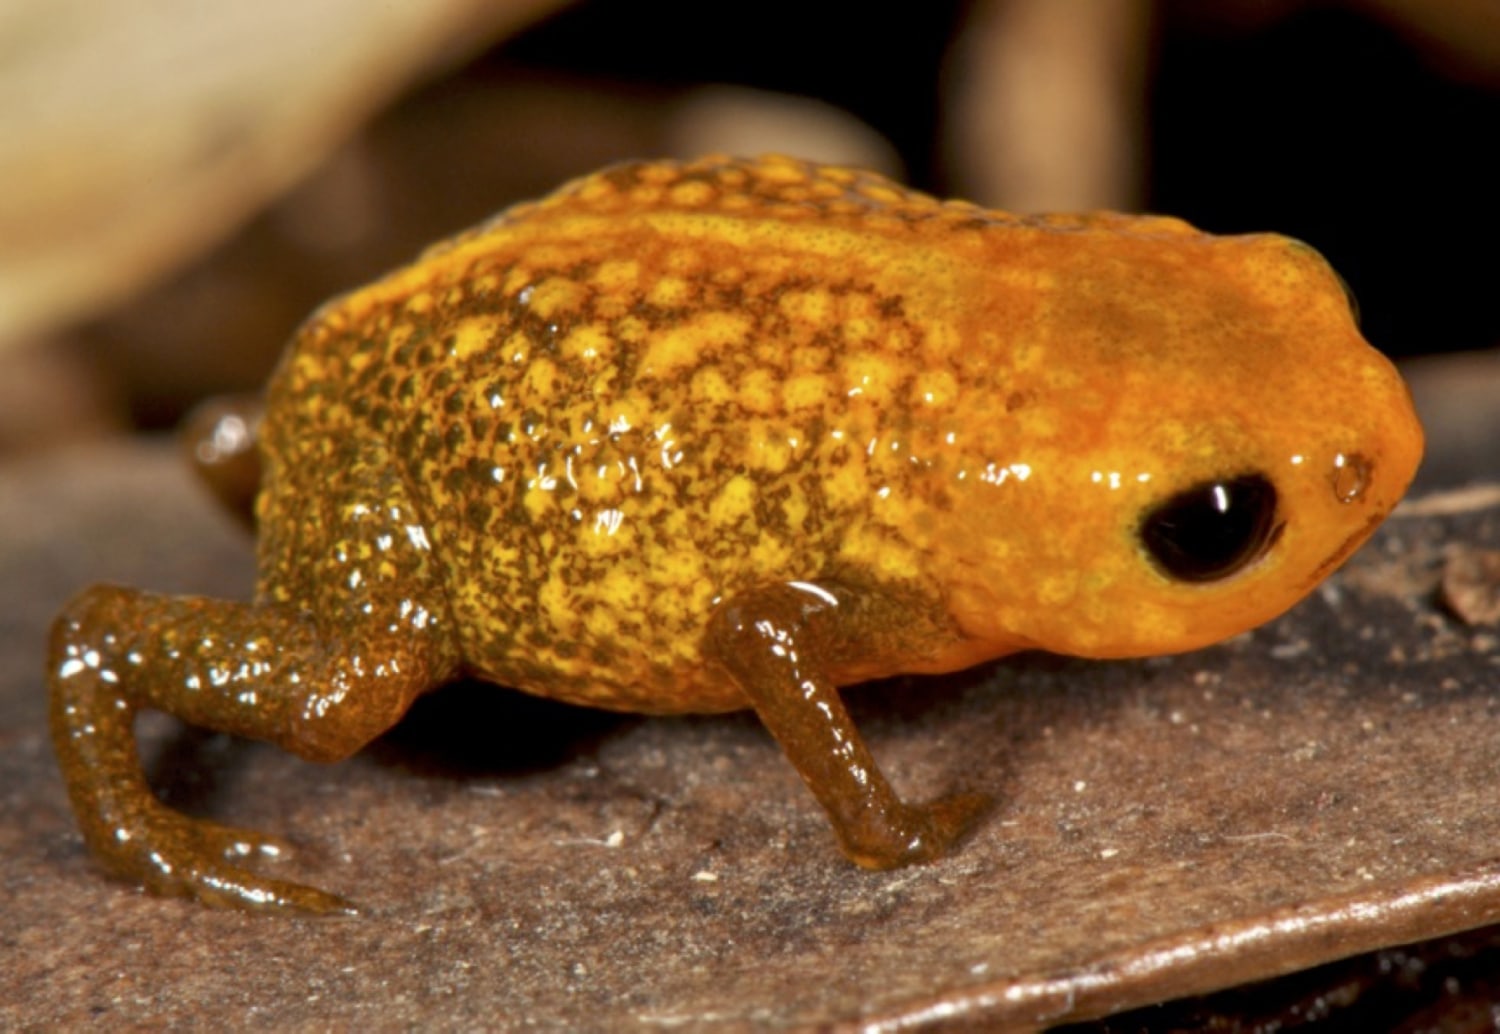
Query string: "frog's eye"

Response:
xmin=1139 ymin=474 xmax=1281 ymax=583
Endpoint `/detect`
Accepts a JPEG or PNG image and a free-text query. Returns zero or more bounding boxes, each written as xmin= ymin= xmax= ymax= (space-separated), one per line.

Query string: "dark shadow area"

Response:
xmin=138 ymin=679 xmax=640 ymax=808
xmin=1150 ymin=4 xmax=1500 ymax=360
xmin=1055 ymin=921 xmax=1500 ymax=1033
xmin=147 ymin=721 xmax=258 ymax=816
xmin=367 ymin=677 xmax=637 ymax=779
xmin=496 ymin=0 xmax=969 ymax=189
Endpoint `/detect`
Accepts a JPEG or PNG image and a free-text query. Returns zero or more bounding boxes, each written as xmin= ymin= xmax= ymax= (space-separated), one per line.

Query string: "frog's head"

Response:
xmin=940 ymin=228 xmax=1424 ymax=660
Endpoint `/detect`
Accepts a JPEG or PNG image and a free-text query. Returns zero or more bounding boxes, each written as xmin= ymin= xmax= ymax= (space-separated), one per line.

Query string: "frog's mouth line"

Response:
xmin=1304 ymin=510 xmax=1387 ymax=590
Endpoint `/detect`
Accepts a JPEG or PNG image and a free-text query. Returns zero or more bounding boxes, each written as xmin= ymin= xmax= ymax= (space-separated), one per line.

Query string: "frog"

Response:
xmin=48 ymin=154 xmax=1424 ymax=914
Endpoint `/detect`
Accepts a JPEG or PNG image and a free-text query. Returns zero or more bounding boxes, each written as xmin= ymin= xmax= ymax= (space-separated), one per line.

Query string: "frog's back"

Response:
xmin=261 ymin=156 xmax=1007 ymax=712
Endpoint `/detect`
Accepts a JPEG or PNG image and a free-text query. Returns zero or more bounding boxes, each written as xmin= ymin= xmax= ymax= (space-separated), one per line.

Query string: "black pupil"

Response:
xmin=1139 ymin=474 xmax=1279 ymax=583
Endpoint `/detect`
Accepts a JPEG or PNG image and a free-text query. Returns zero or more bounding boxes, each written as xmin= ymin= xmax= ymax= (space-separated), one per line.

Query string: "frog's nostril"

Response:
xmin=1329 ymin=451 xmax=1372 ymax=504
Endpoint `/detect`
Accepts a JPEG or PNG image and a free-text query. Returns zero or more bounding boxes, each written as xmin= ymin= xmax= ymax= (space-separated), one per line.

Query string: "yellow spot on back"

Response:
xmin=537 ymin=576 xmax=577 ymax=633
xmin=691 ymin=366 xmax=733 ymax=404
xmin=450 ymin=317 xmax=493 ymax=361
xmin=924 ymin=320 xmax=961 ymax=359
xmin=709 ymin=475 xmax=756 ymax=526
xmin=648 ymin=276 xmax=693 ymax=308
xmin=641 ymin=311 xmax=751 ymax=378
xmin=747 ymin=425 xmax=797 ymax=474
xmin=503 ymin=330 xmax=532 ymax=365
xmin=522 ymin=357 xmax=560 ymax=397
xmin=784 ymin=372 xmax=831 ymax=411
xmin=859 ymin=184 xmax=904 ymax=205
xmin=782 ymin=491 xmax=809 ymax=531
xmin=756 ymin=156 xmax=811 ymax=184
xmin=523 ymin=487 xmax=555 ymax=521
xmin=596 ymin=566 xmax=646 ymax=613
xmin=779 ymin=288 xmax=835 ymax=326
xmin=503 ymin=268 xmax=533 ymax=294
xmin=655 ymin=549 xmax=708 ymax=603
xmin=739 ymin=369 xmax=779 ymax=415
xmin=670 ymin=180 xmax=716 ymax=206
xmin=824 ymin=457 xmax=869 ymax=510
xmin=615 ymin=316 xmax=649 ymax=343
xmin=841 ymin=353 xmax=899 ymax=403
xmin=592 ymin=259 xmax=641 ymax=292
xmin=578 ymin=512 xmax=633 ymax=556
xmin=913 ymin=369 xmax=958 ymax=408
xmin=577 ymin=177 xmax=614 ymax=202
xmin=582 ymin=603 xmax=621 ymax=641
xmin=527 ymin=277 xmax=587 ymax=320
xmin=388 ymin=323 xmax=415 ymax=351
xmin=751 ymin=536 xmax=793 ymax=571
xmin=561 ymin=323 xmax=612 ymax=363
xmin=630 ymin=185 xmax=664 ymax=207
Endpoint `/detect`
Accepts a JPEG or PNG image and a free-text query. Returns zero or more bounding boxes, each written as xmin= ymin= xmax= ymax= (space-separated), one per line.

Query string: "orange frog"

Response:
xmin=48 ymin=155 xmax=1423 ymax=913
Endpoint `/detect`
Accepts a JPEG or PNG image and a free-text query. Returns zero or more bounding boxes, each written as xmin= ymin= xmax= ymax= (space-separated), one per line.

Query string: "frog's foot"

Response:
xmin=708 ymin=582 xmax=992 ymax=871
xmin=839 ymin=791 xmax=991 ymax=871
xmin=89 ymin=802 xmax=357 ymax=916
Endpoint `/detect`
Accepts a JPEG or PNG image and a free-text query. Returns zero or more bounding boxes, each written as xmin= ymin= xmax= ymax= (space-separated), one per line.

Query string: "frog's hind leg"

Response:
xmin=48 ymin=453 xmax=460 ymax=913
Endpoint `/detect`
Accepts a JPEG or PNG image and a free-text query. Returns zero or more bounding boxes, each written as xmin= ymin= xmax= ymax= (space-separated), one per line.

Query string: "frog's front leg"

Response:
xmin=706 ymin=582 xmax=989 ymax=869
xmin=48 ymin=580 xmax=456 ymax=914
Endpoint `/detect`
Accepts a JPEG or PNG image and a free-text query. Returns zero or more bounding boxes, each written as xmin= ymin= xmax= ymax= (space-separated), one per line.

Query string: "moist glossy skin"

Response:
xmin=48 ymin=155 xmax=1424 ymax=913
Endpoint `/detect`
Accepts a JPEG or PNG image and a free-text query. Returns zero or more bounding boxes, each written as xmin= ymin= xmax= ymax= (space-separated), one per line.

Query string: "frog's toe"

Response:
xmin=184 ymin=818 xmax=360 ymax=915
xmin=179 ymin=858 xmax=360 ymax=916
xmin=93 ymin=805 xmax=357 ymax=916
xmin=919 ymin=790 xmax=992 ymax=855
xmin=891 ymin=790 xmax=991 ymax=867
xmin=842 ymin=790 xmax=993 ymax=870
